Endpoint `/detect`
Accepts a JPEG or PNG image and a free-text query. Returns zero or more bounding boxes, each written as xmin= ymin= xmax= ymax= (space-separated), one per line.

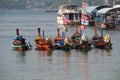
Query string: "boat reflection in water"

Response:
xmin=35 ymin=49 xmax=53 ymax=57
xmin=63 ymin=51 xmax=71 ymax=80
xmin=62 ymin=50 xmax=89 ymax=80
xmin=80 ymin=52 xmax=88 ymax=80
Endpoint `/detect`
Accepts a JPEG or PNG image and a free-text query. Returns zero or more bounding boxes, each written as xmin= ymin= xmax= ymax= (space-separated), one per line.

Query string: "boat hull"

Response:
xmin=54 ymin=44 xmax=73 ymax=51
xmin=57 ymin=18 xmax=80 ymax=25
xmin=54 ymin=40 xmax=73 ymax=51
xmin=57 ymin=16 xmax=80 ymax=25
xmin=35 ymin=43 xmax=52 ymax=50
xmin=92 ymin=36 xmax=112 ymax=49
xmin=94 ymin=41 xmax=112 ymax=49
xmin=11 ymin=40 xmax=32 ymax=51
xmin=34 ymin=40 xmax=53 ymax=50
xmin=74 ymin=43 xmax=91 ymax=50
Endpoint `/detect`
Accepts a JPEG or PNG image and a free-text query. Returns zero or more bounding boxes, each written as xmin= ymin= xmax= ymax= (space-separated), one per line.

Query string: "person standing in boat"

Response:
xmin=13 ymin=35 xmax=20 ymax=45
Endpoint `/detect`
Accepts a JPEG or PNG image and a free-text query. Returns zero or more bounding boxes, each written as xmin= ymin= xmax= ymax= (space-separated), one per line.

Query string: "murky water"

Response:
xmin=0 ymin=10 xmax=120 ymax=80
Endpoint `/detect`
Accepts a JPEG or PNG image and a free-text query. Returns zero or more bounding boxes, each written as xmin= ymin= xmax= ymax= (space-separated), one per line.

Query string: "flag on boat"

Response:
xmin=81 ymin=24 xmax=86 ymax=31
xmin=101 ymin=23 xmax=106 ymax=28
xmin=81 ymin=14 xmax=88 ymax=20
xmin=81 ymin=14 xmax=88 ymax=25
xmin=81 ymin=19 xmax=88 ymax=25
xmin=82 ymin=2 xmax=89 ymax=8
xmin=80 ymin=2 xmax=89 ymax=31
xmin=62 ymin=15 xmax=68 ymax=25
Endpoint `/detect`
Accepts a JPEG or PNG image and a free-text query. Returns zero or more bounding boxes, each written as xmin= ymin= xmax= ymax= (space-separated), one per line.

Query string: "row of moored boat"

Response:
xmin=11 ymin=26 xmax=112 ymax=52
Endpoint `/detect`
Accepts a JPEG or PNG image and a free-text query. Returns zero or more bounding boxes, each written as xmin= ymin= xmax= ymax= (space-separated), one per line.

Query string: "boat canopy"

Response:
xmin=97 ymin=8 xmax=113 ymax=14
xmin=85 ymin=5 xmax=111 ymax=14
xmin=113 ymin=5 xmax=120 ymax=8
xmin=97 ymin=7 xmax=120 ymax=14
xmin=86 ymin=6 xmax=98 ymax=13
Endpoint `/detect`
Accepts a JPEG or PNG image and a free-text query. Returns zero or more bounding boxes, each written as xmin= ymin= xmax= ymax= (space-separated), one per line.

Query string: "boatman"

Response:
xmin=13 ymin=35 xmax=21 ymax=45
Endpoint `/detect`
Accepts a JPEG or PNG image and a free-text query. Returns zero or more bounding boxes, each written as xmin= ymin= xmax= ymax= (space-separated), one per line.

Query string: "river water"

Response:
xmin=0 ymin=10 xmax=120 ymax=80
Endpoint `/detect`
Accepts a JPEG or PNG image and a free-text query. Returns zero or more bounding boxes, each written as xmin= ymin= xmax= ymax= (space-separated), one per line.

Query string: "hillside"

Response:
xmin=0 ymin=0 xmax=119 ymax=9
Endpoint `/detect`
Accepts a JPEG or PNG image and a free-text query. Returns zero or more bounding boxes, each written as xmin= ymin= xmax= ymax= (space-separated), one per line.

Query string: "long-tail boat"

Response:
xmin=54 ymin=28 xmax=73 ymax=50
xmin=34 ymin=28 xmax=53 ymax=50
xmin=11 ymin=28 xmax=32 ymax=51
xmin=71 ymin=25 xmax=91 ymax=51
xmin=92 ymin=26 xmax=112 ymax=50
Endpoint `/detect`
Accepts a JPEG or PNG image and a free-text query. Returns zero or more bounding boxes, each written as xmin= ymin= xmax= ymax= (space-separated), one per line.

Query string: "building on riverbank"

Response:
xmin=84 ymin=4 xmax=120 ymax=30
xmin=96 ymin=6 xmax=120 ymax=29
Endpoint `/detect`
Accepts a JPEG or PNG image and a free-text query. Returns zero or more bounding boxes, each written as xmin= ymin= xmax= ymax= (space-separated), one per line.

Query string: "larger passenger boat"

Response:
xmin=57 ymin=3 xmax=80 ymax=25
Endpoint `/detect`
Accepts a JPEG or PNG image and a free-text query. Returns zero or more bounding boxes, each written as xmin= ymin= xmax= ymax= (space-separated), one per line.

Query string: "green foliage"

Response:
xmin=0 ymin=0 xmax=27 ymax=9
xmin=0 ymin=0 xmax=117 ymax=9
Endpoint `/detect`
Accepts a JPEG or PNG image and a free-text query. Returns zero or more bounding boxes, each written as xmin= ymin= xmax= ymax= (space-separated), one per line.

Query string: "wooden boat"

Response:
xmin=71 ymin=25 xmax=91 ymax=51
xmin=64 ymin=36 xmax=73 ymax=50
xmin=11 ymin=29 xmax=32 ymax=51
xmin=92 ymin=26 xmax=112 ymax=50
xmin=54 ymin=28 xmax=73 ymax=50
xmin=34 ymin=28 xmax=53 ymax=50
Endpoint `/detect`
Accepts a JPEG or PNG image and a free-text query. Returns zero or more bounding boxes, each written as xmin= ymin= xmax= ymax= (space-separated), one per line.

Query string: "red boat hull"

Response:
xmin=34 ymin=39 xmax=53 ymax=50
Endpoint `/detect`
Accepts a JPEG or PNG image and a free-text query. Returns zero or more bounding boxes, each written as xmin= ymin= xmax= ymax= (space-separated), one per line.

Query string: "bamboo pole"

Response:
xmin=57 ymin=28 xmax=61 ymax=37
xmin=37 ymin=28 xmax=41 ymax=36
xmin=94 ymin=26 xmax=98 ymax=36
xmin=75 ymin=24 xmax=79 ymax=33
xmin=16 ymin=28 xmax=19 ymax=35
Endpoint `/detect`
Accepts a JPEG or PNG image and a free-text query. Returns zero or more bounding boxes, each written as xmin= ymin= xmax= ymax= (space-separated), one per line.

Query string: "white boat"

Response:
xmin=57 ymin=4 xmax=80 ymax=25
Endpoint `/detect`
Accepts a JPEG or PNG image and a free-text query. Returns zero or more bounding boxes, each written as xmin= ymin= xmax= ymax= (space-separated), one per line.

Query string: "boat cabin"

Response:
xmin=57 ymin=4 xmax=80 ymax=25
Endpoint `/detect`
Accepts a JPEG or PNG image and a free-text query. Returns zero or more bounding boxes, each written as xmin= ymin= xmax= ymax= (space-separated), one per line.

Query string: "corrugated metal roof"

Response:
xmin=97 ymin=8 xmax=113 ymax=14
xmin=86 ymin=6 xmax=98 ymax=13
xmin=85 ymin=5 xmax=111 ymax=13
xmin=113 ymin=5 xmax=120 ymax=8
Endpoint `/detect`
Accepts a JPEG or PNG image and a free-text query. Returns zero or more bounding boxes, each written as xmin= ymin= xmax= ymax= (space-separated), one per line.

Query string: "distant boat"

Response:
xmin=11 ymin=29 xmax=32 ymax=51
xmin=45 ymin=9 xmax=58 ymax=12
xmin=57 ymin=3 xmax=80 ymax=25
